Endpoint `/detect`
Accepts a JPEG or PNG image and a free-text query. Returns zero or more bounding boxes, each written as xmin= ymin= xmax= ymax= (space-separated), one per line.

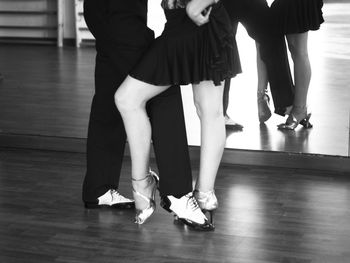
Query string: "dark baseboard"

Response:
xmin=324 ymin=0 xmax=350 ymax=3
xmin=0 ymin=37 xmax=57 ymax=45
xmin=0 ymin=38 xmax=89 ymax=47
xmin=0 ymin=133 xmax=86 ymax=153
xmin=219 ymin=148 xmax=350 ymax=174
xmin=0 ymin=133 xmax=349 ymax=174
xmin=63 ymin=38 xmax=76 ymax=47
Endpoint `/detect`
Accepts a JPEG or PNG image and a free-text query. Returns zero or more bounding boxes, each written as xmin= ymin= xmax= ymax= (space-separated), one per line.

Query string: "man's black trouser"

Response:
xmin=82 ymin=0 xmax=192 ymax=203
xmin=223 ymin=0 xmax=294 ymax=115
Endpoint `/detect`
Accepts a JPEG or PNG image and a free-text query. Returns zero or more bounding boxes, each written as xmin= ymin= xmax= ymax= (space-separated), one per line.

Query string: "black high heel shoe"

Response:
xmin=278 ymin=107 xmax=313 ymax=130
xmin=194 ymin=190 xmax=218 ymax=225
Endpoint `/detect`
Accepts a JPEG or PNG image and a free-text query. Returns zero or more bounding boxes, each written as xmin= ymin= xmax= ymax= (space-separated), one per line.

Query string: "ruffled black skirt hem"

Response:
xmin=130 ymin=2 xmax=241 ymax=87
xmin=271 ymin=0 xmax=324 ymax=34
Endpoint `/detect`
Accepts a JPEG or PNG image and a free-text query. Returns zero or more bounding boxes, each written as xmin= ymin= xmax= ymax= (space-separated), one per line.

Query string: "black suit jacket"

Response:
xmin=222 ymin=0 xmax=270 ymax=42
xmin=84 ymin=0 xmax=155 ymax=75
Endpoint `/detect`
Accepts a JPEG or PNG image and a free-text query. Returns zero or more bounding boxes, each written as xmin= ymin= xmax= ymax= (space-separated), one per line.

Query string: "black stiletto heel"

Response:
xmin=202 ymin=209 xmax=215 ymax=224
xmin=194 ymin=190 xmax=218 ymax=227
xmin=300 ymin=114 xmax=313 ymax=128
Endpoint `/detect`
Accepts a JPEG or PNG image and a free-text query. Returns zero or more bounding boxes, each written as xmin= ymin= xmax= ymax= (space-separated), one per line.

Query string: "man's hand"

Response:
xmin=186 ymin=0 xmax=216 ymax=26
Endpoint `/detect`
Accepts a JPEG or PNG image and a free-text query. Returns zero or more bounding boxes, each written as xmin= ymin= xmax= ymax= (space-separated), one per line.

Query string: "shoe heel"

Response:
xmin=300 ymin=113 xmax=313 ymax=129
xmin=84 ymin=202 xmax=101 ymax=209
xmin=257 ymin=93 xmax=272 ymax=123
xmin=160 ymin=196 xmax=172 ymax=213
xmin=203 ymin=209 xmax=215 ymax=225
xmin=149 ymin=169 xmax=160 ymax=190
xmin=132 ymin=172 xmax=158 ymax=224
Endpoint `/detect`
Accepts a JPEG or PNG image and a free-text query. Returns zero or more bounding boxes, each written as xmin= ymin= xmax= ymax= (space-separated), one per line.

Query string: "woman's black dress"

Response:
xmin=130 ymin=0 xmax=241 ymax=86
xmin=270 ymin=0 xmax=324 ymax=34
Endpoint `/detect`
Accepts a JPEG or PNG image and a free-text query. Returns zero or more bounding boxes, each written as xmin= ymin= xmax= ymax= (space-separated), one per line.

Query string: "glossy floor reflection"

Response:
xmin=0 ymin=149 xmax=349 ymax=262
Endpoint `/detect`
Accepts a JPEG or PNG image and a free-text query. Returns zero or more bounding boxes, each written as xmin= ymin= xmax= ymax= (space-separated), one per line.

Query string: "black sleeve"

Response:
xmin=83 ymin=0 xmax=114 ymax=44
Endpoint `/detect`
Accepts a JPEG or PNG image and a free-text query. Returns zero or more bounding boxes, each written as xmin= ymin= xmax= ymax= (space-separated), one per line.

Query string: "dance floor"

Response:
xmin=0 ymin=148 xmax=349 ymax=263
xmin=0 ymin=1 xmax=349 ymax=170
xmin=0 ymin=1 xmax=350 ymax=262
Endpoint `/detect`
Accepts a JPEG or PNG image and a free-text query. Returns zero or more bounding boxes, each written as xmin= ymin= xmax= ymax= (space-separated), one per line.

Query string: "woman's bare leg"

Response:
xmin=116 ymin=77 xmax=215 ymax=227
xmin=256 ymin=42 xmax=269 ymax=95
xmin=115 ymin=76 xmax=169 ymax=210
xmin=192 ymin=81 xmax=225 ymax=192
xmin=256 ymin=42 xmax=272 ymax=123
xmin=286 ymin=32 xmax=311 ymax=111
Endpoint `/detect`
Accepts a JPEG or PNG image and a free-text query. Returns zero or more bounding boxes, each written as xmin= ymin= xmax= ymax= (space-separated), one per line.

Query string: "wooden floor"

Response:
xmin=0 ymin=1 xmax=349 ymax=160
xmin=0 ymin=148 xmax=349 ymax=263
xmin=0 ymin=1 xmax=349 ymax=262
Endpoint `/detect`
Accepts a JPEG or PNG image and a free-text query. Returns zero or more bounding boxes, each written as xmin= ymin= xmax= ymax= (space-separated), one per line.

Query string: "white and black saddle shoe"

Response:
xmin=84 ymin=189 xmax=135 ymax=209
xmin=160 ymin=192 xmax=214 ymax=231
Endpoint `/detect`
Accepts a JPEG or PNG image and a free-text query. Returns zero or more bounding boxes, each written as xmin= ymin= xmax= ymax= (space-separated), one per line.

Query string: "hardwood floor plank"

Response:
xmin=0 ymin=149 xmax=350 ymax=262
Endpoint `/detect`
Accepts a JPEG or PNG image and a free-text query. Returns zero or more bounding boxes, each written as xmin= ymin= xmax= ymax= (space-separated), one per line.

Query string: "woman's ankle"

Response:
xmin=292 ymin=105 xmax=308 ymax=114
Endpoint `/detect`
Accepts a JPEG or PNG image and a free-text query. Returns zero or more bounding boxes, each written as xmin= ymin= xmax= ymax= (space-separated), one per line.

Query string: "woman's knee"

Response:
xmin=287 ymin=34 xmax=308 ymax=59
xmin=289 ymin=44 xmax=307 ymax=60
xmin=114 ymin=84 xmax=135 ymax=114
xmin=193 ymin=82 xmax=224 ymax=120
xmin=193 ymin=98 xmax=223 ymax=120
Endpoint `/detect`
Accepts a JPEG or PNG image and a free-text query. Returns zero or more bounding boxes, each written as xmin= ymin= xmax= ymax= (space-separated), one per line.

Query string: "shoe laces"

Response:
xmin=110 ymin=189 xmax=119 ymax=195
xmin=185 ymin=193 xmax=201 ymax=212
xmin=111 ymin=189 xmax=131 ymax=202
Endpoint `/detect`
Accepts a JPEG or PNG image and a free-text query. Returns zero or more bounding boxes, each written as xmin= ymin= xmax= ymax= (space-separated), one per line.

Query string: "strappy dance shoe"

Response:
xmin=278 ymin=106 xmax=313 ymax=130
xmin=257 ymin=91 xmax=272 ymax=123
xmin=132 ymin=170 xmax=159 ymax=224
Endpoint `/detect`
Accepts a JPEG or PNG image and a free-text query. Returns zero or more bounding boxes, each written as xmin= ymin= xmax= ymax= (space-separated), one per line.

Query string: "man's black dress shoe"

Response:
xmin=160 ymin=192 xmax=214 ymax=231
